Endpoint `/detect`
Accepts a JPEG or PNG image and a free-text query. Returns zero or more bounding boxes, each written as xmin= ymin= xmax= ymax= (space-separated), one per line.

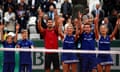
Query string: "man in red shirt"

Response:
xmin=37 ymin=9 xmax=60 ymax=72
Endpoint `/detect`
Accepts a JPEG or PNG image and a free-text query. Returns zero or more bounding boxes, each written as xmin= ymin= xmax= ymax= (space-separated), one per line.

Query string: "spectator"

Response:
xmin=28 ymin=0 xmax=39 ymax=16
xmin=38 ymin=0 xmax=44 ymax=5
xmin=3 ymin=0 xmax=15 ymax=13
xmin=17 ymin=0 xmax=29 ymax=11
xmin=102 ymin=0 xmax=113 ymax=17
xmin=82 ymin=8 xmax=94 ymax=31
xmin=0 ymin=0 xmax=3 ymax=5
xmin=16 ymin=4 xmax=28 ymax=32
xmin=4 ymin=6 xmax=16 ymax=32
xmin=88 ymin=0 xmax=100 ymax=13
xmin=108 ymin=9 xmax=120 ymax=39
xmin=60 ymin=0 xmax=72 ymax=24
xmin=41 ymin=14 xmax=48 ymax=29
xmin=82 ymin=8 xmax=93 ymax=24
xmin=40 ymin=1 xmax=48 ymax=13
xmin=114 ymin=0 xmax=120 ymax=13
xmin=91 ymin=3 xmax=104 ymax=21
xmin=46 ymin=0 xmax=56 ymax=12
xmin=108 ymin=9 xmax=118 ymax=28
xmin=46 ymin=0 xmax=58 ymax=3
xmin=54 ymin=0 xmax=58 ymax=3
xmin=0 ymin=6 xmax=3 ymax=23
xmin=47 ymin=5 xmax=55 ymax=21
xmin=101 ymin=17 xmax=113 ymax=35
xmin=64 ymin=18 xmax=72 ymax=33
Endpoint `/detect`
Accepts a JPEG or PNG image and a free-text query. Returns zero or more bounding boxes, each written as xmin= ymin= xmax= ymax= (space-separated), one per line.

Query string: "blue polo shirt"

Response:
xmin=81 ymin=32 xmax=95 ymax=50
xmin=17 ymin=39 xmax=33 ymax=64
xmin=2 ymin=41 xmax=16 ymax=63
xmin=99 ymin=35 xmax=110 ymax=50
xmin=98 ymin=35 xmax=110 ymax=56
xmin=63 ymin=35 xmax=75 ymax=50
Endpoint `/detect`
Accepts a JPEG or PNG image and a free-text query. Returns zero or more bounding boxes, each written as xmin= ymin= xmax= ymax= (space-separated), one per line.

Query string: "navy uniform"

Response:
xmin=97 ymin=35 xmax=113 ymax=65
xmin=61 ymin=35 xmax=79 ymax=64
xmin=80 ymin=32 xmax=97 ymax=72
xmin=17 ymin=39 xmax=33 ymax=72
xmin=2 ymin=41 xmax=16 ymax=72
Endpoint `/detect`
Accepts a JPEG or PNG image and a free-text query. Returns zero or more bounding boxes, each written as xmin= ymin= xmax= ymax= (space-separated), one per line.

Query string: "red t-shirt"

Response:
xmin=43 ymin=28 xmax=58 ymax=50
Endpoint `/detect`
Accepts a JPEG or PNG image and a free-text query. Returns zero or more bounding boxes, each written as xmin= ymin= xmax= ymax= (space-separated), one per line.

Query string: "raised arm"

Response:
xmin=54 ymin=9 xmax=60 ymax=30
xmin=14 ymin=24 xmax=19 ymax=43
xmin=58 ymin=18 xmax=64 ymax=40
xmin=37 ymin=9 xmax=45 ymax=33
xmin=110 ymin=19 xmax=119 ymax=40
xmin=77 ymin=12 xmax=83 ymax=35
xmin=75 ymin=19 xmax=80 ymax=41
xmin=0 ymin=23 xmax=4 ymax=42
xmin=94 ymin=16 xmax=99 ymax=40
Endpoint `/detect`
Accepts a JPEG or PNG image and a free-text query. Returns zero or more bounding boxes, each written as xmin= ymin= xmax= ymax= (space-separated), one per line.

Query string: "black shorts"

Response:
xmin=45 ymin=53 xmax=60 ymax=70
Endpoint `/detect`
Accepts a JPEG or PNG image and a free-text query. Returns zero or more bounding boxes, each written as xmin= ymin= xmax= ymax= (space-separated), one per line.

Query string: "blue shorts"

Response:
xmin=80 ymin=54 xmax=97 ymax=72
xmin=3 ymin=63 xmax=15 ymax=72
xmin=97 ymin=54 xmax=113 ymax=65
xmin=61 ymin=53 xmax=79 ymax=64
xmin=19 ymin=64 xmax=32 ymax=72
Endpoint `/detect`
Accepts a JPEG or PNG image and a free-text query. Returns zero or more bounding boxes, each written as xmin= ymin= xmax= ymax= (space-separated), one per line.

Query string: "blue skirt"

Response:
xmin=97 ymin=54 xmax=113 ymax=65
xmin=61 ymin=53 xmax=79 ymax=64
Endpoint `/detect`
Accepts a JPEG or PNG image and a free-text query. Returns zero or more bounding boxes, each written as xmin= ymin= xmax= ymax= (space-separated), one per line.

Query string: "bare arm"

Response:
xmin=0 ymin=23 xmax=4 ymax=42
xmin=37 ymin=17 xmax=45 ymax=33
xmin=77 ymin=12 xmax=83 ymax=35
xmin=77 ymin=17 xmax=83 ymax=36
xmin=58 ymin=20 xmax=64 ymax=40
xmin=54 ymin=9 xmax=61 ymax=31
xmin=14 ymin=24 xmax=19 ymax=43
xmin=110 ymin=20 xmax=119 ymax=40
xmin=54 ymin=9 xmax=64 ymax=37
xmin=75 ymin=20 xmax=80 ymax=41
xmin=94 ymin=16 xmax=99 ymax=40
xmin=37 ymin=9 xmax=45 ymax=33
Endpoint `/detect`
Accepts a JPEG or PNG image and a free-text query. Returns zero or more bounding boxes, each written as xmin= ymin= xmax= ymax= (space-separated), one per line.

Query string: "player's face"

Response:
xmin=47 ymin=20 xmax=53 ymax=28
xmin=100 ymin=25 xmax=108 ymax=35
xmin=22 ymin=32 xmax=28 ymax=39
xmin=6 ymin=36 xmax=13 ymax=44
xmin=83 ymin=25 xmax=91 ymax=33
xmin=66 ymin=26 xmax=73 ymax=35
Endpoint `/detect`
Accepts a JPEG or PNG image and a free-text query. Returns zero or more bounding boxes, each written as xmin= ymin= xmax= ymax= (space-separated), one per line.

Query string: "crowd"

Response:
xmin=0 ymin=0 xmax=120 ymax=72
xmin=0 ymin=0 xmax=59 ymax=33
xmin=0 ymin=0 xmax=120 ymax=39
